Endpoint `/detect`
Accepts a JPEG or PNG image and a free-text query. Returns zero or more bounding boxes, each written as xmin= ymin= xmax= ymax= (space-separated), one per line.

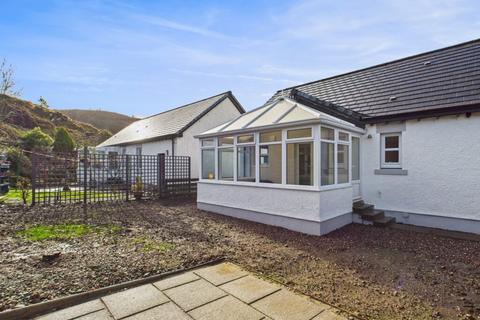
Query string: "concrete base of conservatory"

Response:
xmin=198 ymin=202 xmax=352 ymax=236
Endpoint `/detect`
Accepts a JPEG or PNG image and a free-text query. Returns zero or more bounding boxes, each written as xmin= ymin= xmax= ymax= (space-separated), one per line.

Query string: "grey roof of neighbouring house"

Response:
xmin=267 ymin=38 xmax=480 ymax=123
xmin=98 ymin=91 xmax=244 ymax=147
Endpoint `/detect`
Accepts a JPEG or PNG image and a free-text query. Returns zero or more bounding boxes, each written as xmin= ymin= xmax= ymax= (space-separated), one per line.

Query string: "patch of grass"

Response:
xmin=17 ymin=224 xmax=92 ymax=241
xmin=1 ymin=188 xmax=118 ymax=205
xmin=131 ymin=237 xmax=175 ymax=252
xmin=17 ymin=224 xmax=122 ymax=241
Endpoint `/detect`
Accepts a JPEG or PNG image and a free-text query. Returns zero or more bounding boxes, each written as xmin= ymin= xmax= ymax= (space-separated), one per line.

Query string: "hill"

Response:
xmin=0 ymin=94 xmax=111 ymax=147
xmin=60 ymin=109 xmax=138 ymax=134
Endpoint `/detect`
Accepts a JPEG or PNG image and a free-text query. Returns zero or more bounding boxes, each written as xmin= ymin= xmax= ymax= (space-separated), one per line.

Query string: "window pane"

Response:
xmin=352 ymin=137 xmax=360 ymax=180
xmin=260 ymin=144 xmax=282 ymax=183
xmin=201 ymin=139 xmax=214 ymax=147
xmin=287 ymin=142 xmax=313 ymax=185
xmin=338 ymin=132 xmax=349 ymax=142
xmin=237 ymin=146 xmax=256 ymax=182
xmin=321 ymin=127 xmax=334 ymax=140
xmin=385 ymin=136 xmax=399 ymax=148
xmin=385 ymin=150 xmax=399 ymax=163
xmin=201 ymin=149 xmax=215 ymax=179
xmin=219 ymin=136 xmax=234 ymax=146
xmin=337 ymin=144 xmax=349 ymax=183
xmin=218 ymin=148 xmax=234 ymax=180
xmin=287 ymin=128 xmax=312 ymax=139
xmin=260 ymin=130 xmax=281 ymax=143
xmin=321 ymin=142 xmax=334 ymax=185
xmin=237 ymin=134 xmax=254 ymax=144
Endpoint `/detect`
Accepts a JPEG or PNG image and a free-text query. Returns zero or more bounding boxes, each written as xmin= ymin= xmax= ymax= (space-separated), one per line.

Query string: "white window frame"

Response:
xmin=320 ymin=126 xmax=351 ymax=189
xmin=236 ymin=135 xmax=256 ymax=183
xmin=217 ymin=136 xmax=234 ymax=181
xmin=381 ymin=133 xmax=402 ymax=169
xmin=285 ymin=127 xmax=315 ymax=186
xmin=258 ymin=130 xmax=283 ymax=184
xmin=200 ymin=138 xmax=217 ymax=180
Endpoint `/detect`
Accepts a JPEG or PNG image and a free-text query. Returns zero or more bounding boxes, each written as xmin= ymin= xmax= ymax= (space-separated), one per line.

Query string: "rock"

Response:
xmin=42 ymin=252 xmax=61 ymax=263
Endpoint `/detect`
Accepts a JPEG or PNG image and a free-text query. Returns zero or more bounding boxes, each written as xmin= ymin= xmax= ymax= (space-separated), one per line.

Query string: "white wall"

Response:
xmin=177 ymin=98 xmax=242 ymax=178
xmin=361 ymin=113 xmax=480 ymax=222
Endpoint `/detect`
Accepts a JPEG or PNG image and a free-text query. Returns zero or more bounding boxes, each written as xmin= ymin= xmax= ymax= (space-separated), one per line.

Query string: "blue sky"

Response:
xmin=1 ymin=0 xmax=479 ymax=116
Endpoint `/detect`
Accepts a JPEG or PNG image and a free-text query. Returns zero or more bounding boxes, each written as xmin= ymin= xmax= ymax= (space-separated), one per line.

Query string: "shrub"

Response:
xmin=52 ymin=127 xmax=76 ymax=153
xmin=6 ymin=147 xmax=31 ymax=177
xmin=20 ymin=127 xmax=53 ymax=151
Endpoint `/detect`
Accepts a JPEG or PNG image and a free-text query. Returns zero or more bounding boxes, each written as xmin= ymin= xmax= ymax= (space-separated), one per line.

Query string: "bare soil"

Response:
xmin=0 ymin=199 xmax=479 ymax=320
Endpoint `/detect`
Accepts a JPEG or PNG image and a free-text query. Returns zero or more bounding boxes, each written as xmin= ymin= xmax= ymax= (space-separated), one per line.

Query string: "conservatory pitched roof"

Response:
xmin=198 ymin=97 xmax=355 ymax=137
xmin=98 ymin=91 xmax=244 ymax=147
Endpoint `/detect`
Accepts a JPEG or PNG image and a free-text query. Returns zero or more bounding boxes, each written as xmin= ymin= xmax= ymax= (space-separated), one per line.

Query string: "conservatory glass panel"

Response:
xmin=237 ymin=146 xmax=256 ymax=182
xmin=259 ymin=144 xmax=282 ymax=183
xmin=218 ymin=148 xmax=234 ymax=180
xmin=337 ymin=144 xmax=349 ymax=183
xmin=260 ymin=131 xmax=282 ymax=143
xmin=287 ymin=142 xmax=313 ymax=185
xmin=201 ymin=149 xmax=215 ymax=179
xmin=321 ymin=142 xmax=334 ymax=185
xmin=287 ymin=128 xmax=312 ymax=139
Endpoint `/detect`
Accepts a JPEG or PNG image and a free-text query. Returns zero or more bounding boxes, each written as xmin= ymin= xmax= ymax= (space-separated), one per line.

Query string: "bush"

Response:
xmin=52 ymin=127 xmax=76 ymax=153
xmin=20 ymin=127 xmax=53 ymax=151
xmin=6 ymin=147 xmax=31 ymax=177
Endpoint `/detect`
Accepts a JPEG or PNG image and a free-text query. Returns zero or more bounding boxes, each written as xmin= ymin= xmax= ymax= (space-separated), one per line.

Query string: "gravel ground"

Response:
xmin=0 ymin=199 xmax=479 ymax=320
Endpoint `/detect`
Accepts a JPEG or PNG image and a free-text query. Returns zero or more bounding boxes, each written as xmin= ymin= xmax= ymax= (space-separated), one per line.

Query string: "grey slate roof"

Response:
xmin=98 ymin=91 xmax=244 ymax=147
xmin=267 ymin=39 xmax=480 ymax=122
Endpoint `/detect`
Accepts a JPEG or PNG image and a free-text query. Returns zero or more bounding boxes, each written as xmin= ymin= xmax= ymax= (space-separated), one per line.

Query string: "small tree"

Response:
xmin=38 ymin=96 xmax=49 ymax=109
xmin=6 ymin=147 xmax=31 ymax=178
xmin=52 ymin=127 xmax=76 ymax=153
xmin=20 ymin=127 xmax=53 ymax=151
xmin=16 ymin=177 xmax=30 ymax=205
xmin=0 ymin=58 xmax=22 ymax=97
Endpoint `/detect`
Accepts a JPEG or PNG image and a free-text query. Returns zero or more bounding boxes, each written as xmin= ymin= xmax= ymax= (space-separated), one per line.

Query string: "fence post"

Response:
xmin=31 ymin=153 xmax=36 ymax=206
xmin=83 ymin=146 xmax=88 ymax=217
xmin=125 ymin=155 xmax=130 ymax=201
xmin=158 ymin=153 xmax=165 ymax=198
xmin=188 ymin=157 xmax=191 ymax=195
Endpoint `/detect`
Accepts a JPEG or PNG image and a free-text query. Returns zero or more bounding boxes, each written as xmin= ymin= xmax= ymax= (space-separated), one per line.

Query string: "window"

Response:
xmin=287 ymin=128 xmax=312 ymax=139
xmin=338 ymin=131 xmax=349 ymax=142
xmin=259 ymin=144 xmax=282 ymax=183
xmin=321 ymin=142 xmax=334 ymax=185
xmin=260 ymin=130 xmax=281 ymax=143
xmin=287 ymin=142 xmax=313 ymax=185
xmin=237 ymin=134 xmax=254 ymax=144
xmin=218 ymin=148 xmax=234 ymax=180
xmin=219 ymin=136 xmax=234 ymax=146
xmin=202 ymin=139 xmax=215 ymax=147
xmin=381 ymin=133 xmax=401 ymax=168
xmin=352 ymin=137 xmax=360 ymax=180
xmin=237 ymin=146 xmax=255 ymax=182
xmin=337 ymin=144 xmax=349 ymax=183
xmin=201 ymin=149 xmax=215 ymax=179
xmin=321 ymin=127 xmax=334 ymax=140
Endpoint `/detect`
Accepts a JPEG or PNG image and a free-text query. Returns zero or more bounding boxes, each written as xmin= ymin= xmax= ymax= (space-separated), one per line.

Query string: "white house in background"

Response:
xmin=97 ymin=92 xmax=245 ymax=179
xmin=196 ymin=39 xmax=480 ymax=236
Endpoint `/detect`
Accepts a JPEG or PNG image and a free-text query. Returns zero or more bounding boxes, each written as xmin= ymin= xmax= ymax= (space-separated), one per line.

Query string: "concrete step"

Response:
xmin=361 ymin=209 xmax=384 ymax=221
xmin=373 ymin=216 xmax=396 ymax=227
xmin=353 ymin=202 xmax=374 ymax=214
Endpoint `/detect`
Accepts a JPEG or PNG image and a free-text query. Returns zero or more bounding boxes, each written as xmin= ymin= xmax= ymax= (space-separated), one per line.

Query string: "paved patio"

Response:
xmin=35 ymin=262 xmax=348 ymax=320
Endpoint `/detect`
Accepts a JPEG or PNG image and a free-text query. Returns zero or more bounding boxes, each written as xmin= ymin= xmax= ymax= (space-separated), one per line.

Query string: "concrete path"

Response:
xmin=35 ymin=262 xmax=348 ymax=320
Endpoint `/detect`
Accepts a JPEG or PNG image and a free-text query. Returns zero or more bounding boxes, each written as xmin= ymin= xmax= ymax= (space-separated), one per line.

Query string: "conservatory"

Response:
xmin=196 ymin=97 xmax=365 ymax=235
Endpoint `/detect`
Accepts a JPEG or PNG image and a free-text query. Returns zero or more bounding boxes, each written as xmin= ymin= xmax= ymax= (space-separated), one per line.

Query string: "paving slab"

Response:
xmin=101 ymin=284 xmax=169 ymax=319
xmin=153 ymin=272 xmax=200 ymax=291
xmin=76 ymin=309 xmax=114 ymax=320
xmin=194 ymin=262 xmax=248 ymax=285
xmin=188 ymin=295 xmax=264 ymax=320
xmin=312 ymin=309 xmax=348 ymax=320
xmin=34 ymin=299 xmax=105 ymax=320
xmin=123 ymin=302 xmax=191 ymax=320
xmin=163 ymin=279 xmax=227 ymax=311
xmin=252 ymin=290 xmax=327 ymax=320
xmin=220 ymin=275 xmax=281 ymax=304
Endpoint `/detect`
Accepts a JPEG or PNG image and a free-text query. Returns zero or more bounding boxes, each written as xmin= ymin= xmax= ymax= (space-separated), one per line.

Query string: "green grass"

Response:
xmin=1 ymin=188 xmax=118 ymax=204
xmin=17 ymin=224 xmax=122 ymax=241
xmin=131 ymin=237 xmax=175 ymax=252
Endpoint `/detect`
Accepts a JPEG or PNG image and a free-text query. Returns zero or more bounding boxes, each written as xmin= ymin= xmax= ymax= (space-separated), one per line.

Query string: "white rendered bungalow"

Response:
xmin=196 ymin=39 xmax=480 ymax=236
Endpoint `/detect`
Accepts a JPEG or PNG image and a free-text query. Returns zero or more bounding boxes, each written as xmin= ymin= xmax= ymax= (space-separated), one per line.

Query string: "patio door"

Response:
xmin=352 ymin=136 xmax=361 ymax=200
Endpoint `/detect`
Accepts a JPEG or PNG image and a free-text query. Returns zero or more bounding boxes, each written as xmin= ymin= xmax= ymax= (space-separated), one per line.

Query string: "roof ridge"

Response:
xmin=141 ymin=91 xmax=231 ymax=120
xmin=275 ymin=38 xmax=480 ymax=94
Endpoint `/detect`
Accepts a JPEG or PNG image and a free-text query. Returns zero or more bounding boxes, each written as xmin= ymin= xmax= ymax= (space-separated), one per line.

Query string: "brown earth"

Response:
xmin=0 ymin=199 xmax=479 ymax=320
xmin=59 ymin=109 xmax=138 ymax=134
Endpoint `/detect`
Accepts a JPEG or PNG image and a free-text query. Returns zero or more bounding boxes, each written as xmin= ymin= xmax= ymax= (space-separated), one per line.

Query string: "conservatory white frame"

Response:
xmin=200 ymin=124 xmax=357 ymax=192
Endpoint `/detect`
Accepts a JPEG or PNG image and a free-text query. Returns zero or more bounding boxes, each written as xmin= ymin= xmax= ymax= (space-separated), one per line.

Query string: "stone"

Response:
xmin=220 ymin=275 xmax=281 ymax=304
xmin=252 ymin=290 xmax=326 ymax=320
xmin=75 ymin=309 xmax=113 ymax=320
xmin=312 ymin=309 xmax=348 ymax=320
xmin=188 ymin=295 xmax=264 ymax=320
xmin=194 ymin=262 xmax=248 ymax=285
xmin=153 ymin=272 xmax=200 ymax=291
xmin=123 ymin=302 xmax=191 ymax=320
xmin=35 ymin=299 xmax=105 ymax=320
xmin=101 ymin=284 xmax=169 ymax=319
xmin=163 ymin=279 xmax=227 ymax=311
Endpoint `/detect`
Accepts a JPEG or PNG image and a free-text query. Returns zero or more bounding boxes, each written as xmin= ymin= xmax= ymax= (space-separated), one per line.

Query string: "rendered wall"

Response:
xmin=361 ymin=113 xmax=480 ymax=223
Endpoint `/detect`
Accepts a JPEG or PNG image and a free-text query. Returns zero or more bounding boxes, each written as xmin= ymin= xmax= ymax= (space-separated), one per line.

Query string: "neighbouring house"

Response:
xmin=97 ymin=92 xmax=245 ymax=179
xmin=196 ymin=39 xmax=480 ymax=236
